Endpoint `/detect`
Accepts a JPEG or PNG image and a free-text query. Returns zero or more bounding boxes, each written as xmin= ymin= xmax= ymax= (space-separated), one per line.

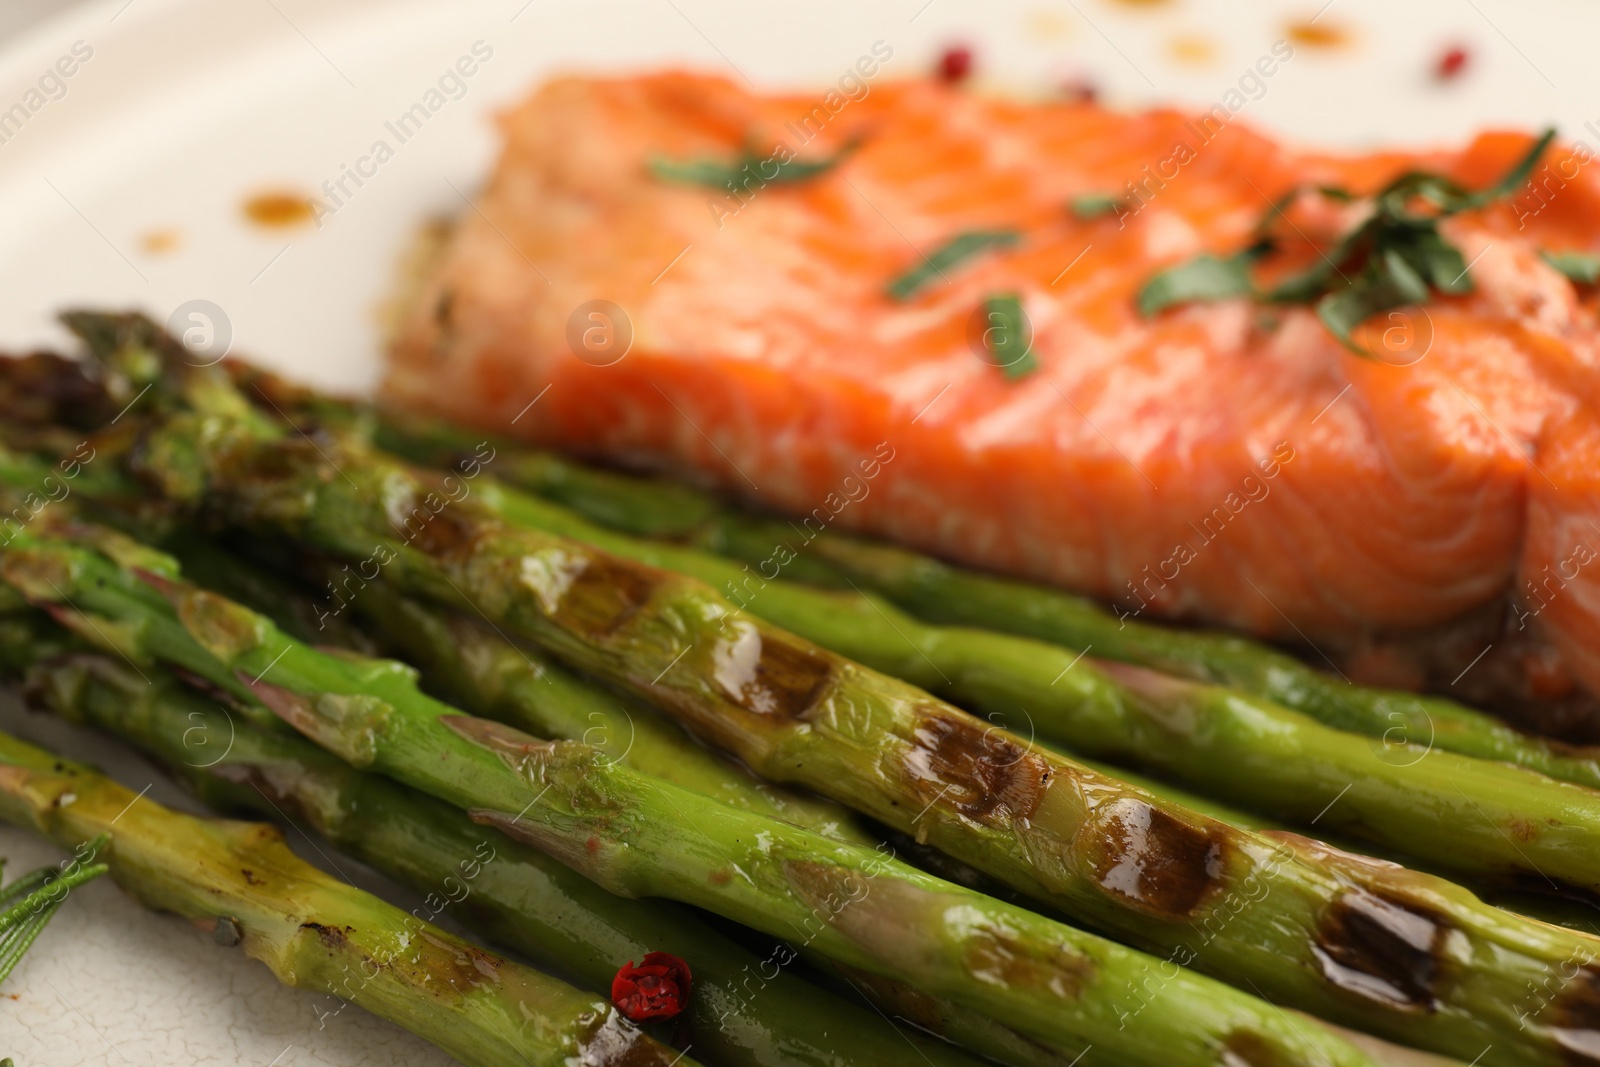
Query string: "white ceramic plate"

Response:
xmin=0 ymin=0 xmax=1590 ymax=1061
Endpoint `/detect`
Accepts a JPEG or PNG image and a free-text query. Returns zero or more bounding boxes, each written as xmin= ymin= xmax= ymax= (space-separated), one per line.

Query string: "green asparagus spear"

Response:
xmin=165 ymin=532 xmax=383 ymax=654
xmin=528 ymin=465 xmax=1600 ymax=791
xmin=0 ymin=523 xmax=1411 ymax=1067
xmin=202 ymin=535 xmax=1023 ymax=907
xmin=762 ymin=532 xmax=1600 ymax=779
xmin=172 ymin=535 xmax=873 ymax=847
xmin=196 ymin=543 xmax=1600 ymax=954
xmin=8 ymin=494 xmax=1589 ymax=1064
xmin=0 ymin=724 xmax=695 ymax=1067
xmin=1070 ymin=734 xmax=1600 ymax=935
xmin=12 ymin=629 xmax=992 ymax=1067
xmin=333 ymin=446 xmax=1600 ymax=904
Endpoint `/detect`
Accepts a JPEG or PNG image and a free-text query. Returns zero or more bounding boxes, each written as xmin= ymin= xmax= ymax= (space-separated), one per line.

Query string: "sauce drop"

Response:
xmin=140 ymin=228 xmax=182 ymax=255
xmin=242 ymin=191 xmax=316 ymax=229
xmin=1168 ymin=34 xmax=1217 ymax=65
xmin=1286 ymin=20 xmax=1351 ymax=49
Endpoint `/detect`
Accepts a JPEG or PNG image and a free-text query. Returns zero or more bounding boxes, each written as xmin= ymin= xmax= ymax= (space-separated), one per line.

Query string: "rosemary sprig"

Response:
xmin=886 ymin=229 xmax=1020 ymax=301
xmin=1138 ymin=129 xmax=1556 ymax=353
xmin=649 ymin=137 xmax=860 ymax=188
xmin=0 ymin=832 xmax=110 ymax=986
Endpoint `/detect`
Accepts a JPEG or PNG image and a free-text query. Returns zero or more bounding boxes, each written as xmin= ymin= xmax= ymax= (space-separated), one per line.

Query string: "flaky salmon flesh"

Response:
xmin=384 ymin=69 xmax=1600 ymax=727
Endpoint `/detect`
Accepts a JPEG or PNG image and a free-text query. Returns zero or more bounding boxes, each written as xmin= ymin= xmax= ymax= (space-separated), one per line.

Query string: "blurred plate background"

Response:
xmin=0 ymin=0 xmax=1587 ymax=1061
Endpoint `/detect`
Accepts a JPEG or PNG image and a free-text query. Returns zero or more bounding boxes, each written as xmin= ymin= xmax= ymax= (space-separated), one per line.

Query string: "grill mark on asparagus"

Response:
xmin=0 ymin=351 xmax=115 ymax=429
xmin=902 ymin=708 xmax=1051 ymax=826
xmin=225 ymin=434 xmax=327 ymax=484
xmin=1552 ymin=966 xmax=1600 ymax=1065
xmin=1082 ymin=796 xmax=1227 ymax=919
xmin=711 ymin=623 xmax=834 ymax=719
xmin=301 ymin=920 xmax=351 ymax=951
xmin=1311 ymin=887 xmax=1448 ymax=1011
xmin=548 ymin=555 xmax=659 ymax=638
xmin=405 ymin=507 xmax=481 ymax=558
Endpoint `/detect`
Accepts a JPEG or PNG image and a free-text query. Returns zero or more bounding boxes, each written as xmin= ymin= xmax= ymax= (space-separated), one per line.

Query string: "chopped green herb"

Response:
xmin=887 ymin=230 xmax=1021 ymax=302
xmin=1252 ymin=184 xmax=1354 ymax=240
xmin=978 ymin=294 xmax=1039 ymax=379
xmin=1314 ymin=247 xmax=1430 ymax=351
xmin=1466 ymin=128 xmax=1558 ymax=204
xmin=1541 ymin=249 xmax=1600 ymax=285
xmin=649 ymin=138 xmax=860 ymax=188
xmin=1138 ymin=245 xmax=1267 ymax=317
xmin=1069 ymin=193 xmax=1125 ymax=220
xmin=1137 ymin=128 xmax=1555 ymax=355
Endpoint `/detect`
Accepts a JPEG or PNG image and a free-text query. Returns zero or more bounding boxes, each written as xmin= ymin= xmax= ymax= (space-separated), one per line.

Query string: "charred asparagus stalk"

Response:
xmin=8 ymin=620 xmax=993 ymax=1067
xmin=172 ymin=534 xmax=873 ymax=846
xmin=0 ymin=522 xmax=1411 ymax=1067
xmin=444 ymin=481 xmax=1600 ymax=899
xmin=6 ymin=503 xmax=1589 ymax=1064
xmin=0 ymin=724 xmax=694 ymax=1067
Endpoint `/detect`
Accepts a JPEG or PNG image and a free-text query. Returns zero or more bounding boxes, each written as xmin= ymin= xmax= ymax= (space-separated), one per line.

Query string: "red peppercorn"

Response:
xmin=1435 ymin=45 xmax=1469 ymax=80
xmin=611 ymin=951 xmax=693 ymax=1022
xmin=937 ymin=46 xmax=973 ymax=83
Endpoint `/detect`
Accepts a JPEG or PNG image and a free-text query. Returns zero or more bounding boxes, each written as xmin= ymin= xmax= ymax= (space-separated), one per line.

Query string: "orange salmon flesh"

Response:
xmin=385 ymin=71 xmax=1600 ymax=722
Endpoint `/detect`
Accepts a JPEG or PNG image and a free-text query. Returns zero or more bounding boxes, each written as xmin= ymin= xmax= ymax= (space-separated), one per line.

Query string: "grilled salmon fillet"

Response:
xmin=385 ymin=71 xmax=1600 ymax=719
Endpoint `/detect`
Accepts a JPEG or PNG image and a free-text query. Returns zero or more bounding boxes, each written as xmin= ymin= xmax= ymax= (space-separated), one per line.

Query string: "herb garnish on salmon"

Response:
xmin=1140 ymin=127 xmax=1556 ymax=352
xmin=649 ymin=137 xmax=859 ymax=188
xmin=885 ymin=229 xmax=1020 ymax=301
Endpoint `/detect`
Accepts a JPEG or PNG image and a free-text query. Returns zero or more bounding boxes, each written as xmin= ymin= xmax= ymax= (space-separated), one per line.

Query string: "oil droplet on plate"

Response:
xmin=1286 ymin=20 xmax=1352 ymax=49
xmin=1167 ymin=34 xmax=1216 ymax=65
xmin=242 ymin=190 xmax=316 ymax=229
xmin=1024 ymin=10 xmax=1074 ymax=41
xmin=140 ymin=228 xmax=182 ymax=255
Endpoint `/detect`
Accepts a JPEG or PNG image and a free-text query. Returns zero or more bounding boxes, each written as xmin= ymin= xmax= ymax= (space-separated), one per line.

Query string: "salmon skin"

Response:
xmin=384 ymin=71 xmax=1600 ymax=728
